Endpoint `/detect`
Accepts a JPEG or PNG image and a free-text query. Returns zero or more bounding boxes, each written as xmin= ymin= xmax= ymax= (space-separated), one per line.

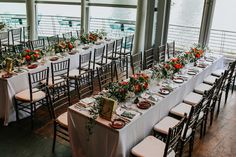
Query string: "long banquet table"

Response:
xmin=68 ymin=54 xmax=224 ymax=157
xmin=0 ymin=41 xmax=109 ymax=125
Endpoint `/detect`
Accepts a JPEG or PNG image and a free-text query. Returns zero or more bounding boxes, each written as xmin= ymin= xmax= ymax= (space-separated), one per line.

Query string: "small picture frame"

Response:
xmin=100 ymin=97 xmax=117 ymax=121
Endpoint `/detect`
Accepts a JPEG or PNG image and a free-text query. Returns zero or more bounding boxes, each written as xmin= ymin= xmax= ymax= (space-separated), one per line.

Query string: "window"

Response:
xmin=0 ymin=2 xmax=26 ymax=27
xmin=209 ymin=0 xmax=236 ymax=58
xmin=167 ymin=0 xmax=204 ymax=50
xmin=37 ymin=4 xmax=81 ymax=37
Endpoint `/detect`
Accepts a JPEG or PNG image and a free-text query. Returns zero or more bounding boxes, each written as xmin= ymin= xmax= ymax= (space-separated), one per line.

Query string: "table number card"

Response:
xmin=100 ymin=97 xmax=117 ymax=121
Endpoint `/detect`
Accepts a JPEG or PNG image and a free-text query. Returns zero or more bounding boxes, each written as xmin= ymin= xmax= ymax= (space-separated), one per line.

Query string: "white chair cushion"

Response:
xmin=212 ymin=69 xmax=225 ymax=77
xmin=170 ymin=102 xmax=192 ymax=118
xmin=194 ymin=83 xmax=212 ymax=94
xmin=68 ymin=69 xmax=86 ymax=78
xmin=183 ymin=92 xmax=203 ymax=106
xmin=41 ymin=76 xmax=64 ymax=86
xmin=15 ymin=88 xmax=46 ymax=102
xmin=153 ymin=116 xmax=180 ymax=135
xmin=203 ymin=75 xmax=218 ymax=85
xmin=57 ymin=112 xmax=68 ymax=128
xmin=131 ymin=136 xmax=175 ymax=157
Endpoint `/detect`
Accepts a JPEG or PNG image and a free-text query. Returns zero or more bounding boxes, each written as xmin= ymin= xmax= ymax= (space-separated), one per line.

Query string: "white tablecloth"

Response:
xmin=0 ymin=41 xmax=109 ymax=125
xmin=68 ymin=55 xmax=224 ymax=157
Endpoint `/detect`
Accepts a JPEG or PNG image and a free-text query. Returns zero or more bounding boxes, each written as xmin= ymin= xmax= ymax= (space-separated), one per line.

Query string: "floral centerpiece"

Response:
xmin=107 ymin=81 xmax=130 ymax=102
xmin=80 ymin=32 xmax=98 ymax=44
xmin=129 ymin=73 xmax=149 ymax=94
xmin=0 ymin=22 xmax=6 ymax=31
xmin=22 ymin=49 xmax=42 ymax=64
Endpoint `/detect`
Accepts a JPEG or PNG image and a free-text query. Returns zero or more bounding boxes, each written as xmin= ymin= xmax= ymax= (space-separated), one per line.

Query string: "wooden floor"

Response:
xmin=192 ymin=90 xmax=236 ymax=157
xmin=0 ymin=89 xmax=236 ymax=157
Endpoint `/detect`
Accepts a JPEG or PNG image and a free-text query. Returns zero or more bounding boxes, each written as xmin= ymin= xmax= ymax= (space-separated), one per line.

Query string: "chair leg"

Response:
xmin=189 ymin=135 xmax=195 ymax=157
xmin=14 ymin=98 xmax=20 ymax=121
xmin=179 ymin=141 xmax=184 ymax=157
xmin=200 ymin=120 xmax=204 ymax=139
xmin=224 ymin=84 xmax=230 ymax=104
xmin=52 ymin=123 xmax=57 ymax=152
xmin=46 ymin=96 xmax=52 ymax=119
xmin=30 ymin=103 xmax=34 ymax=129
xmin=204 ymin=110 xmax=209 ymax=136
xmin=232 ymin=76 xmax=236 ymax=94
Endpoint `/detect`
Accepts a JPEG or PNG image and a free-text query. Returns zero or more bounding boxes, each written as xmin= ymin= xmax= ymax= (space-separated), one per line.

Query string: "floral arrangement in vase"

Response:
xmin=80 ymin=32 xmax=98 ymax=44
xmin=129 ymin=73 xmax=149 ymax=94
xmin=22 ymin=49 xmax=42 ymax=64
xmin=107 ymin=81 xmax=130 ymax=102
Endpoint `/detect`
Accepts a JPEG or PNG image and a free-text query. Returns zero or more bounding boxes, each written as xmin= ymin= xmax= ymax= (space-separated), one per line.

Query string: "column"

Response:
xmin=133 ymin=0 xmax=147 ymax=54
xmin=26 ymin=0 xmax=37 ymax=40
xmin=144 ymin=0 xmax=155 ymax=50
xmin=80 ymin=0 xmax=86 ymax=34
xmin=199 ymin=0 xmax=216 ymax=47
xmin=85 ymin=0 xmax=90 ymax=33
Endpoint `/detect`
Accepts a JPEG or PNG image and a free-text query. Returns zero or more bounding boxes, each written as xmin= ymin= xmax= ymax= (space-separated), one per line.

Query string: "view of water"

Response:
xmin=0 ymin=0 xmax=236 ymax=32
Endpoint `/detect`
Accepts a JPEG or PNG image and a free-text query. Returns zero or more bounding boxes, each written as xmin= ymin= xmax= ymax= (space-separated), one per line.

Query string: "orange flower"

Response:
xmin=174 ymin=63 xmax=182 ymax=69
xmin=143 ymin=82 xmax=148 ymax=89
xmin=134 ymin=84 xmax=141 ymax=93
xmin=120 ymin=81 xmax=129 ymax=86
xmin=195 ymin=53 xmax=200 ymax=58
xmin=25 ymin=55 xmax=31 ymax=61
xmin=25 ymin=49 xmax=31 ymax=53
xmin=199 ymin=49 xmax=203 ymax=54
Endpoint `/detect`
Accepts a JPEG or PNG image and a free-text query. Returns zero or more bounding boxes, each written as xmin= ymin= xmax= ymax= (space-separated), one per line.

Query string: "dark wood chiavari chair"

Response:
xmin=62 ymin=32 xmax=73 ymax=41
xmin=130 ymin=52 xmax=143 ymax=74
xmin=97 ymin=61 xmax=115 ymax=91
xmin=167 ymin=41 xmax=175 ymax=59
xmin=75 ymin=70 xmax=94 ymax=100
xmin=46 ymin=79 xmax=71 ymax=152
xmin=114 ymin=38 xmax=123 ymax=59
xmin=14 ymin=67 xmax=50 ymax=129
xmin=22 ymin=26 xmax=30 ymax=44
xmin=29 ymin=38 xmax=46 ymax=50
xmin=115 ymin=56 xmax=129 ymax=81
xmin=131 ymin=115 xmax=187 ymax=157
xmin=10 ymin=28 xmax=22 ymax=46
xmin=104 ymin=40 xmax=115 ymax=63
xmin=122 ymin=34 xmax=134 ymax=57
xmin=224 ymin=60 xmax=236 ymax=104
xmin=144 ymin=48 xmax=155 ymax=69
xmin=0 ymin=31 xmax=9 ymax=48
xmin=158 ymin=44 xmax=166 ymax=63
xmin=50 ymin=59 xmax=70 ymax=87
xmin=78 ymin=52 xmax=92 ymax=72
xmin=91 ymin=46 xmax=105 ymax=70
xmin=47 ymin=35 xmax=59 ymax=47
